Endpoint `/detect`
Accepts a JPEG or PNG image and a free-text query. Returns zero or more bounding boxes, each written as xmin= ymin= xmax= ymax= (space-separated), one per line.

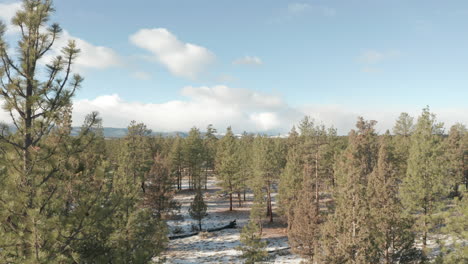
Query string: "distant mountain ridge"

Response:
xmin=2 ymin=125 xmax=286 ymax=138
xmin=70 ymin=127 xmax=189 ymax=138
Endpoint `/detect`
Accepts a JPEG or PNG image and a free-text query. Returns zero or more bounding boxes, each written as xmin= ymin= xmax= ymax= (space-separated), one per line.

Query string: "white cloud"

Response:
xmin=41 ymin=30 xmax=122 ymax=72
xmin=68 ymin=86 xmax=467 ymax=135
xmin=0 ymin=85 xmax=466 ymax=135
xmin=233 ymin=56 xmax=263 ymax=66
xmin=130 ymin=28 xmax=215 ymax=79
xmin=68 ymin=86 xmax=468 ymax=135
xmin=0 ymin=2 xmax=22 ymax=34
xmin=0 ymin=2 xmax=122 ymax=71
xmin=71 ymin=86 xmax=299 ymax=133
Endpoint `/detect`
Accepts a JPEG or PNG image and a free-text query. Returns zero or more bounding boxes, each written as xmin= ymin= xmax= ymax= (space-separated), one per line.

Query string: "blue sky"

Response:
xmin=0 ymin=0 xmax=467 ymax=134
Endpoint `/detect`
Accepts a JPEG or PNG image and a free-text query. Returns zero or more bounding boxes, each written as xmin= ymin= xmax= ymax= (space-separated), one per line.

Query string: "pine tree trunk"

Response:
xmin=315 ymin=152 xmax=320 ymax=217
xmin=238 ymin=192 xmax=242 ymax=207
xmin=229 ymin=192 xmax=233 ymax=211
xmin=205 ymin=167 xmax=208 ymax=190
xmin=267 ymin=183 xmax=273 ymax=222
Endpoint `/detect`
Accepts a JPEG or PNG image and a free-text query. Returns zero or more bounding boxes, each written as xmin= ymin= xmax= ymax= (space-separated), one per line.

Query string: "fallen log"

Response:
xmin=267 ymin=246 xmax=291 ymax=254
xmin=169 ymin=220 xmax=237 ymax=240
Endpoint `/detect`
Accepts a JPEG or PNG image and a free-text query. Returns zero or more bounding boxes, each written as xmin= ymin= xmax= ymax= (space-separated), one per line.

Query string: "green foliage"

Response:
xmin=288 ymin=177 xmax=321 ymax=261
xmin=320 ymin=117 xmax=379 ymax=263
xmin=169 ymin=135 xmax=184 ymax=190
xmin=238 ymin=221 xmax=268 ymax=264
xmin=144 ymin=154 xmax=178 ymax=218
xmin=400 ymin=107 xmax=448 ymax=248
xmin=238 ymin=194 xmax=268 ymax=264
xmin=251 ymin=135 xmax=281 ymax=222
xmin=436 ymin=196 xmax=468 ymax=264
xmin=444 ymin=123 xmax=467 ymax=195
xmin=216 ymin=127 xmax=241 ymax=210
xmin=366 ymin=133 xmax=420 ymax=263
xmin=189 ymin=188 xmax=207 ymax=231
xmin=184 ymin=127 xmax=205 ymax=189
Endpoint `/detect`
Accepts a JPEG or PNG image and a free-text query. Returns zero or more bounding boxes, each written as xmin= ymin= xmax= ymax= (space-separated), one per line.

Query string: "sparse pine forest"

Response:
xmin=0 ymin=1 xmax=467 ymax=263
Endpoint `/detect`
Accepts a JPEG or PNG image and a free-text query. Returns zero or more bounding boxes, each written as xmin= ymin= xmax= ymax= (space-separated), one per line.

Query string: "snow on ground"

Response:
xmin=159 ymin=177 xmax=304 ymax=264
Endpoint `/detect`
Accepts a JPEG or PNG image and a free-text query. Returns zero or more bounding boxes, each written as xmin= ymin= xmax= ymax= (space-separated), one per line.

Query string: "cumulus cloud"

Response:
xmin=71 ymin=86 xmax=300 ymax=133
xmin=40 ymin=30 xmax=123 ymax=72
xmin=68 ymin=86 xmax=468 ymax=135
xmin=130 ymin=28 xmax=215 ymax=79
xmin=0 ymin=85 xmax=466 ymax=135
xmin=0 ymin=2 xmax=122 ymax=72
xmin=233 ymin=56 xmax=263 ymax=66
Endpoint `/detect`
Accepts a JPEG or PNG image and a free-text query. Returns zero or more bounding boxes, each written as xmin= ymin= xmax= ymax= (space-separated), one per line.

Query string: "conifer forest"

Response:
xmin=0 ymin=1 xmax=467 ymax=263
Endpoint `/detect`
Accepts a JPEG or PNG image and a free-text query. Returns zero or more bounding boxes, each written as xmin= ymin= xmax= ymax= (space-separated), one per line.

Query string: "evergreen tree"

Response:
xmin=437 ymin=197 xmax=468 ymax=263
xmin=102 ymin=121 xmax=167 ymax=263
xmin=238 ymin=132 xmax=254 ymax=201
xmin=0 ymin=2 xmax=112 ymax=261
xmin=400 ymin=107 xmax=448 ymax=249
xmin=216 ymin=127 xmax=241 ymax=211
xmin=203 ymin=124 xmax=218 ymax=190
xmin=143 ymin=153 xmax=178 ymax=218
xmin=184 ymin=127 xmax=204 ymax=189
xmin=393 ymin=112 xmax=415 ymax=181
xmin=320 ymin=117 xmax=378 ymax=263
xmin=393 ymin=112 xmax=415 ymax=137
xmin=288 ymin=176 xmax=321 ymax=261
xmin=444 ymin=123 xmax=467 ymax=194
xmin=278 ymin=126 xmax=303 ymax=221
xmin=252 ymin=135 xmax=281 ymax=222
xmin=170 ymin=134 xmax=184 ymax=190
xmin=238 ymin=189 xmax=268 ymax=264
xmin=124 ymin=121 xmax=153 ymax=192
xmin=366 ymin=132 xmax=420 ymax=263
xmin=189 ymin=188 xmax=207 ymax=231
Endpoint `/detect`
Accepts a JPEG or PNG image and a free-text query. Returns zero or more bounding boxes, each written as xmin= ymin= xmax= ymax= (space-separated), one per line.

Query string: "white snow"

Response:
xmin=158 ymin=177 xmax=304 ymax=263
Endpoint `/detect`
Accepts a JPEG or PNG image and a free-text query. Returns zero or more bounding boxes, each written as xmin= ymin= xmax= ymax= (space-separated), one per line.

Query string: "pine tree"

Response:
xmin=238 ymin=132 xmax=254 ymax=202
xmin=184 ymin=127 xmax=204 ymax=189
xmin=320 ymin=117 xmax=378 ymax=263
xmin=288 ymin=176 xmax=321 ymax=261
xmin=216 ymin=127 xmax=241 ymax=211
xmin=143 ymin=153 xmax=178 ymax=218
xmin=0 ymin=1 xmax=112 ymax=261
xmin=393 ymin=112 xmax=415 ymax=181
xmin=278 ymin=126 xmax=303 ymax=221
xmin=203 ymin=124 xmax=218 ymax=190
xmin=366 ymin=132 xmax=420 ymax=263
xmin=252 ymin=135 xmax=281 ymax=222
xmin=103 ymin=121 xmax=167 ymax=263
xmin=393 ymin=112 xmax=415 ymax=137
xmin=189 ymin=188 xmax=207 ymax=231
xmin=170 ymin=134 xmax=184 ymax=190
xmin=400 ymin=107 xmax=448 ymax=250
xmin=438 ymin=197 xmax=468 ymax=263
xmin=444 ymin=123 xmax=467 ymax=195
xmin=124 ymin=121 xmax=153 ymax=192
xmin=238 ymin=189 xmax=268 ymax=264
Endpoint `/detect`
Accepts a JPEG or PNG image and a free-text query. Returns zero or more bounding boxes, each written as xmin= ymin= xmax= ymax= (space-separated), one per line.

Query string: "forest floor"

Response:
xmin=158 ymin=177 xmax=304 ymax=264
